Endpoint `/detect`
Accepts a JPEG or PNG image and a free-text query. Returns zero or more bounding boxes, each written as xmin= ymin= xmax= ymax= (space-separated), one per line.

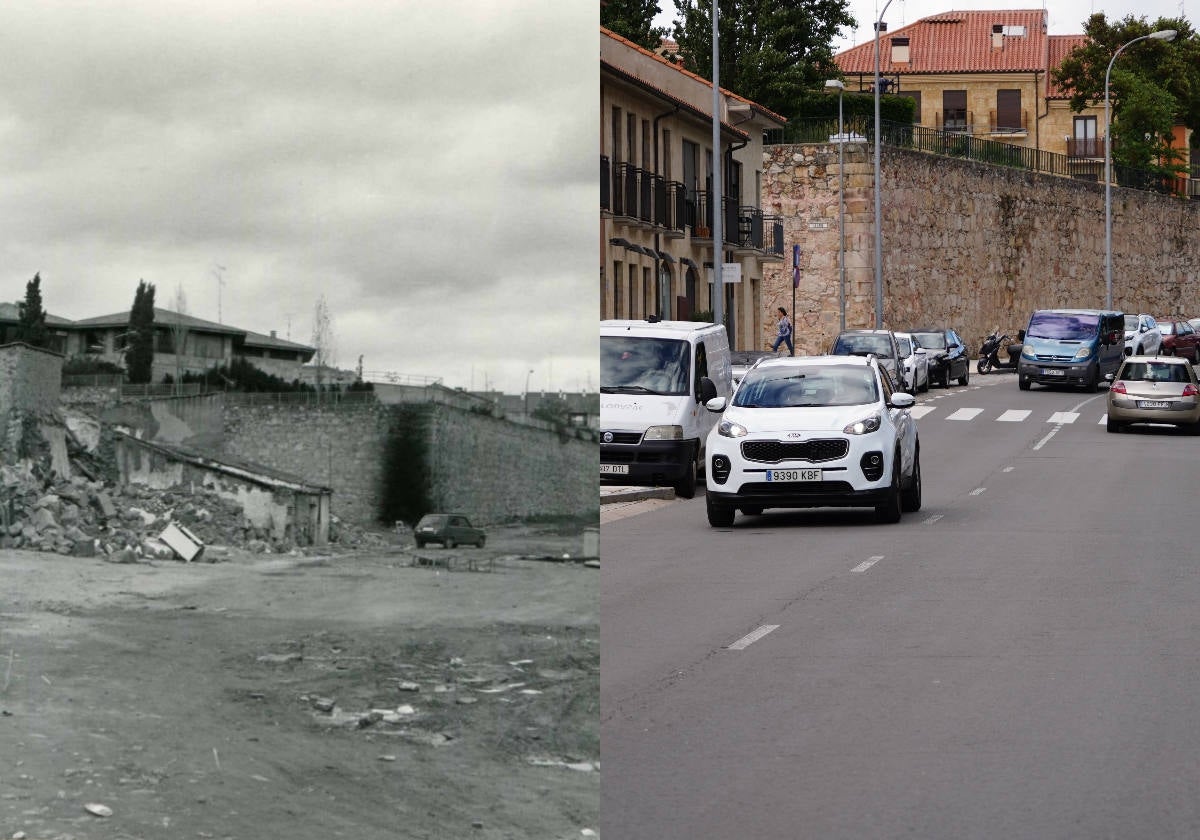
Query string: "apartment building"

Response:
xmin=600 ymin=27 xmax=787 ymax=349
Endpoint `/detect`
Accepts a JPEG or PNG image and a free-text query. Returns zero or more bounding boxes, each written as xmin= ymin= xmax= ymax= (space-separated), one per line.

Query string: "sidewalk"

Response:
xmin=600 ymin=485 xmax=675 ymax=505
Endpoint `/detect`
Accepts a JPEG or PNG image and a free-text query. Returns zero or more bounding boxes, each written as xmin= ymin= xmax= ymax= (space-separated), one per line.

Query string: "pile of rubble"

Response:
xmin=0 ymin=458 xmax=393 ymax=561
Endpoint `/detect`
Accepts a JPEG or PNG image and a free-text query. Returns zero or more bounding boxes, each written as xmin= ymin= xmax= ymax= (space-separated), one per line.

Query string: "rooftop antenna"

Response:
xmin=211 ymin=264 xmax=226 ymax=323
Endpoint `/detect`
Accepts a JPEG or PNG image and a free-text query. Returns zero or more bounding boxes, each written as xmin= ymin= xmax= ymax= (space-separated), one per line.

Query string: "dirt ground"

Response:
xmin=0 ymin=522 xmax=598 ymax=840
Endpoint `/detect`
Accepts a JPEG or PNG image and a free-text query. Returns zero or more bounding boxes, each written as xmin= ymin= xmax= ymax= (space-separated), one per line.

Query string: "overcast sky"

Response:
xmin=2 ymin=1 xmax=597 ymax=396
xmin=654 ymin=0 xmax=1190 ymax=56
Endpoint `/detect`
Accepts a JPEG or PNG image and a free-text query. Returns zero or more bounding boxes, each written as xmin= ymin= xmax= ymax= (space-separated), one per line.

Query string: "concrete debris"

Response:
xmin=84 ymin=802 xmax=114 ymax=817
xmin=0 ymin=438 xmax=389 ymax=559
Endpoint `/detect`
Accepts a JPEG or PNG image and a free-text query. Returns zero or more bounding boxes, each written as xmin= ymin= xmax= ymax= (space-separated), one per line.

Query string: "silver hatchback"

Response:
xmin=1106 ymin=355 xmax=1200 ymax=433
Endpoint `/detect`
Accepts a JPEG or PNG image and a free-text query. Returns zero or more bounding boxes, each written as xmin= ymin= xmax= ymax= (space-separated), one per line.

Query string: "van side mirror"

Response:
xmin=698 ymin=376 xmax=718 ymax=403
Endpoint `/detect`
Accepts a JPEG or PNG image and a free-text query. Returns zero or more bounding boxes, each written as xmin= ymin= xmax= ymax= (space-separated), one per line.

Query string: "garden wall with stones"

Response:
xmin=761 ymin=143 xmax=1200 ymax=354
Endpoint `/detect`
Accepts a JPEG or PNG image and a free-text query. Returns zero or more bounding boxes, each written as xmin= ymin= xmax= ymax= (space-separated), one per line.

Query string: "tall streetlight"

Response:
xmin=825 ymin=79 xmax=847 ymax=332
xmin=524 ymin=368 xmax=534 ymax=414
xmin=872 ymin=0 xmax=895 ymax=329
xmin=1104 ymin=28 xmax=1176 ymax=309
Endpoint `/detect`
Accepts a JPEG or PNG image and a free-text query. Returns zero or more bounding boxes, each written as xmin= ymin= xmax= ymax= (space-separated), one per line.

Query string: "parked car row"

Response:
xmin=828 ymin=327 xmax=971 ymax=392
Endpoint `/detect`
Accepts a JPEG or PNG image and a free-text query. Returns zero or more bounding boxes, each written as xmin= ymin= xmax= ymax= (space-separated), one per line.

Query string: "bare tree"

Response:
xmin=311 ymin=295 xmax=336 ymax=389
xmin=171 ymin=284 xmax=191 ymax=394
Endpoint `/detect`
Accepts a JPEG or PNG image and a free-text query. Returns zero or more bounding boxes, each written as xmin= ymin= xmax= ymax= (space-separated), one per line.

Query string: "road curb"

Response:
xmin=600 ymin=487 xmax=676 ymax=505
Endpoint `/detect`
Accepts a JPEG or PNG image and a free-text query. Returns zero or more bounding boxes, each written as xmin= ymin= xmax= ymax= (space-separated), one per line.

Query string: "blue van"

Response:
xmin=1017 ymin=309 xmax=1125 ymax=391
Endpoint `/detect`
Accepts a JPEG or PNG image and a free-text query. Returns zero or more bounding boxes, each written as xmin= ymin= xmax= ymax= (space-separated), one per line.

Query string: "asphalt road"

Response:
xmin=602 ymin=371 xmax=1200 ymax=839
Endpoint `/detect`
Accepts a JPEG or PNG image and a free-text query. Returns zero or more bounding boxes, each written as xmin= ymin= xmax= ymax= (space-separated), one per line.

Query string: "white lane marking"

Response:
xmin=1033 ymin=428 xmax=1059 ymax=450
xmin=970 ymin=487 xmax=986 ymax=495
xmin=726 ymin=624 xmax=780 ymax=650
xmin=997 ymin=409 xmax=1030 ymax=422
xmin=909 ymin=406 xmax=936 ymax=419
xmin=851 ymin=555 xmax=884 ymax=574
xmin=947 ymin=408 xmax=983 ymax=421
xmin=923 ymin=514 xmax=944 ymax=525
xmin=1099 ymin=414 xmax=1107 ymax=424
xmin=1003 ymin=466 xmax=1014 ymax=473
xmin=1047 ymin=411 xmax=1080 ymax=424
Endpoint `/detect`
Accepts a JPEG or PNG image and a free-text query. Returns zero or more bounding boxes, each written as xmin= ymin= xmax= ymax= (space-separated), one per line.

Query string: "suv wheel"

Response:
xmin=900 ymin=447 xmax=922 ymax=512
xmin=445 ymin=537 xmax=456 ymax=549
xmin=706 ymin=494 xmax=735 ymax=527
xmin=874 ymin=453 xmax=903 ymax=524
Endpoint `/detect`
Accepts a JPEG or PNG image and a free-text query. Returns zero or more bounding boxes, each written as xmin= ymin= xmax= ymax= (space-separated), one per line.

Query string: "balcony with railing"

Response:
xmin=988 ymin=109 xmax=1028 ymax=135
xmin=1066 ymin=137 xmax=1104 ymax=159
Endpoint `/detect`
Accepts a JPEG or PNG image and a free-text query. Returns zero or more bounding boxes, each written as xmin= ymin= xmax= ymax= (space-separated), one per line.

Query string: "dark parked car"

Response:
xmin=910 ymin=328 xmax=970 ymax=387
xmin=1157 ymin=318 xmax=1200 ymax=362
xmin=413 ymin=514 xmax=486 ymax=548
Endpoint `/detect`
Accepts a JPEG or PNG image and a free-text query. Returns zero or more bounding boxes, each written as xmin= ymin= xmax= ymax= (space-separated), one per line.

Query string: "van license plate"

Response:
xmin=1041 ymin=368 xmax=1065 ymax=376
xmin=600 ymin=465 xmax=629 ymax=475
xmin=766 ymin=468 xmax=822 ymax=482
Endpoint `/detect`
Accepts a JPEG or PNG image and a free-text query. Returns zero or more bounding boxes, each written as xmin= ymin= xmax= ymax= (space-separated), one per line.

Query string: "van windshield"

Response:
xmin=1027 ymin=312 xmax=1099 ymax=341
xmin=601 ymin=336 xmax=691 ymax=396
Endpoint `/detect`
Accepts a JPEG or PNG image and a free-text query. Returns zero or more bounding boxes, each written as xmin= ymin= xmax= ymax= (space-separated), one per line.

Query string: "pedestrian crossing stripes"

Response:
xmin=909 ymin=406 xmax=1103 ymax=424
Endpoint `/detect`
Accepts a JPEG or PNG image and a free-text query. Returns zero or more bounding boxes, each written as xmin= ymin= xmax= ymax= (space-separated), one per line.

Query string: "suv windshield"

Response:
xmin=1027 ymin=312 xmax=1099 ymax=341
xmin=896 ymin=337 xmax=913 ymax=358
xmin=832 ymin=334 xmax=893 ymax=359
xmin=601 ymin=336 xmax=690 ymax=395
xmin=733 ymin=366 xmax=879 ymax=408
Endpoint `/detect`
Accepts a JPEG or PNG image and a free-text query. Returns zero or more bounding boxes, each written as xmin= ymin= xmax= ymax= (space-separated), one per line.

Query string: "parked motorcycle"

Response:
xmin=978 ymin=329 xmax=1024 ymax=374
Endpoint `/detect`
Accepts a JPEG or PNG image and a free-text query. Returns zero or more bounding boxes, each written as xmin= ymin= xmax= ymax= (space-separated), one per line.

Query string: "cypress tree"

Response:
xmin=126 ymin=279 xmax=156 ymax=384
xmin=17 ymin=272 xmax=48 ymax=348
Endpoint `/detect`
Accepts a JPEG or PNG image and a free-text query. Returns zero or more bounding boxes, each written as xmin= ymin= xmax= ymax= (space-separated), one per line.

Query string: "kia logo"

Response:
xmin=603 ymin=431 xmax=614 ymax=443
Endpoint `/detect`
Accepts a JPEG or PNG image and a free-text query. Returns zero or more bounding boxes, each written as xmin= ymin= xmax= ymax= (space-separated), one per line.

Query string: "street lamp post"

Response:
xmin=872 ymin=0 xmax=895 ymax=329
xmin=1104 ymin=28 xmax=1176 ymax=310
xmin=524 ymin=368 xmax=534 ymax=414
xmin=825 ymin=79 xmax=846 ymax=332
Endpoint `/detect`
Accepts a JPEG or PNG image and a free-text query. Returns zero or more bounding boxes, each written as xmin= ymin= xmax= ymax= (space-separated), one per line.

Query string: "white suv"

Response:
xmin=703 ymin=355 xmax=921 ymax=526
xmin=1124 ymin=313 xmax=1162 ymax=357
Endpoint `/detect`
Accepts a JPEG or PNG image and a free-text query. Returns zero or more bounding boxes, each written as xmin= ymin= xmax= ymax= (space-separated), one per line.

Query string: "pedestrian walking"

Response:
xmin=770 ymin=307 xmax=794 ymax=355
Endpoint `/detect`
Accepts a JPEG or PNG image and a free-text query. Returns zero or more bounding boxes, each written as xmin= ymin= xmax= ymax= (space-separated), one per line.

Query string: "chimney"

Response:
xmin=270 ymin=330 xmax=277 ymax=339
xmin=992 ymin=24 xmax=1004 ymax=49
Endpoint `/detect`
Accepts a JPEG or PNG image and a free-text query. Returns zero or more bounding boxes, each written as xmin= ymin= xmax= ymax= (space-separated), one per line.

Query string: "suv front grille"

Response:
xmin=741 ymin=439 xmax=848 ymax=463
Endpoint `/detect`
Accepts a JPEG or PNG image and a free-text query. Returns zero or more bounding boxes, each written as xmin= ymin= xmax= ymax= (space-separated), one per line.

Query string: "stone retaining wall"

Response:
xmin=762 ymin=143 xmax=1200 ymax=353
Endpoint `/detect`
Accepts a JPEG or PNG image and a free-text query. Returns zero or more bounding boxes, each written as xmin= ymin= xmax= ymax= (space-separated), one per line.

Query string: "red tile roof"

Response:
xmin=1046 ymin=34 xmax=1088 ymax=98
xmin=601 ymin=27 xmax=787 ymax=125
xmin=836 ymin=9 xmax=1051 ymax=74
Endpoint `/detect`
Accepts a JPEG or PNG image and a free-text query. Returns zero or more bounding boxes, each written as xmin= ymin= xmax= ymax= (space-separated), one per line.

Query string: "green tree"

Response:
xmin=602 ymin=0 xmax=669 ymax=50
xmin=668 ymin=0 xmax=856 ymax=119
xmin=1052 ymin=14 xmax=1199 ymax=178
xmin=17 ymin=272 xmax=48 ymax=348
xmin=126 ymin=279 xmax=156 ymax=384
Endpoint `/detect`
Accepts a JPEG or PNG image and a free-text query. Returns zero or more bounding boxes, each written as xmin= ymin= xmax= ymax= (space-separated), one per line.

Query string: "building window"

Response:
xmin=641 ymin=119 xmax=651 ymax=170
xmin=600 ymin=266 xmax=607 ymax=319
xmin=155 ymin=329 xmax=175 ymax=354
xmin=995 ymin=90 xmax=1022 ymax=132
xmin=1073 ymin=115 xmax=1099 ymax=157
xmin=611 ymin=107 xmax=622 ymax=161
xmin=942 ymin=90 xmax=967 ymax=131
xmin=643 ymin=265 xmax=653 ymax=318
xmin=627 ymin=113 xmax=637 ymax=171
xmin=628 ymin=263 xmax=638 ymax=319
xmin=662 ymin=129 xmax=672 ymax=181
xmin=613 ymin=260 xmax=623 ymax=317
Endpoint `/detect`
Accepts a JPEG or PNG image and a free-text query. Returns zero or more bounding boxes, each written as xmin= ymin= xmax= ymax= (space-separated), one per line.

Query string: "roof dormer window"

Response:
xmin=890 ymin=36 xmax=910 ymax=64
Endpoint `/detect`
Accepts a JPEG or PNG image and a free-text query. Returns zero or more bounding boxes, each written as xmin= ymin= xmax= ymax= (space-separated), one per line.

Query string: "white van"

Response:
xmin=600 ymin=319 xmax=732 ymax=498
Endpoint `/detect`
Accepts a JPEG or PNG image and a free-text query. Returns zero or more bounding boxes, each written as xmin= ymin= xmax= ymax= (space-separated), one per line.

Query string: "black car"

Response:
xmin=413 ymin=514 xmax=486 ymax=548
xmin=910 ymin=328 xmax=970 ymax=387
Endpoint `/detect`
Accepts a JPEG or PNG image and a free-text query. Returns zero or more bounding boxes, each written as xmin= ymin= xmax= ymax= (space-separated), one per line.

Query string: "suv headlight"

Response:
xmin=718 ymin=420 xmax=749 ymax=438
xmin=644 ymin=425 xmax=683 ymax=441
xmin=844 ymin=414 xmax=882 ymax=435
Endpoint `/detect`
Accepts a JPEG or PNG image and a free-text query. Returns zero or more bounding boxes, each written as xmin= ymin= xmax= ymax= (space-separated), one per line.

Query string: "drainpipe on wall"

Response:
xmin=653 ymin=106 xmax=681 ymax=318
xmin=1034 ymin=70 xmax=1044 ymax=153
